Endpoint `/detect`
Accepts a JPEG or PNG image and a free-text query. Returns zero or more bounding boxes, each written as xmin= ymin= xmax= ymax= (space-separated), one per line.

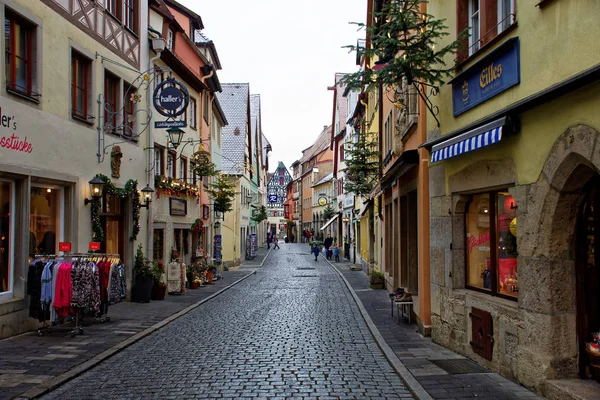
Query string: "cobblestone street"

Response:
xmin=40 ymin=243 xmax=413 ymax=399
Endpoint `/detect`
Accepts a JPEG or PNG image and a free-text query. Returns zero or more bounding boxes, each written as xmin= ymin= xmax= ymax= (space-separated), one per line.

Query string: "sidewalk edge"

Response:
xmin=17 ymin=271 xmax=257 ymax=400
xmin=327 ymin=260 xmax=433 ymax=400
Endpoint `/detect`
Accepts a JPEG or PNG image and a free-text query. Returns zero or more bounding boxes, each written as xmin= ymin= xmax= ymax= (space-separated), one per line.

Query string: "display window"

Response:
xmin=465 ymin=190 xmax=518 ymax=299
xmin=0 ymin=181 xmax=13 ymax=297
xmin=30 ymin=186 xmax=62 ymax=258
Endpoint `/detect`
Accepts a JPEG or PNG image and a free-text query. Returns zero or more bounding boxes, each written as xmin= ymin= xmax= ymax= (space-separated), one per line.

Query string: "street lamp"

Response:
xmin=84 ymin=176 xmax=106 ymax=205
xmin=139 ymin=185 xmax=154 ymax=209
xmin=166 ymin=127 xmax=185 ymax=149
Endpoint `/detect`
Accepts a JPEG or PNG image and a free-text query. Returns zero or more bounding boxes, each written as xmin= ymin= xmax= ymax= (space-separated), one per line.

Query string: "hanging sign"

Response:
xmin=89 ymin=242 xmax=101 ymax=251
xmin=268 ymin=194 xmax=278 ymax=203
xmin=153 ymin=77 xmax=190 ymax=118
xmin=154 ymin=120 xmax=187 ymax=129
xmin=59 ymin=242 xmax=72 ymax=252
xmin=318 ymin=196 xmax=327 ymax=206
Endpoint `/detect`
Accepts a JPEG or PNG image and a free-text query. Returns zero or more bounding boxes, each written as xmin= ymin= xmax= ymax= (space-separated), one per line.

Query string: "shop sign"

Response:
xmin=268 ymin=194 xmax=278 ymax=203
xmin=344 ymin=196 xmax=355 ymax=208
xmin=452 ymin=38 xmax=520 ymax=116
xmin=59 ymin=242 xmax=72 ymax=252
xmin=318 ymin=196 xmax=327 ymax=206
xmin=0 ymin=107 xmax=32 ymax=153
xmin=89 ymin=242 xmax=101 ymax=251
xmin=154 ymin=120 xmax=187 ymax=129
xmin=152 ymin=78 xmax=190 ymax=118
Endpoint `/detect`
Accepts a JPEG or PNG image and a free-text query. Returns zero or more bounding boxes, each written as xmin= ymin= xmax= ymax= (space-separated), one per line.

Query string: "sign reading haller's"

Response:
xmin=153 ymin=77 xmax=190 ymax=126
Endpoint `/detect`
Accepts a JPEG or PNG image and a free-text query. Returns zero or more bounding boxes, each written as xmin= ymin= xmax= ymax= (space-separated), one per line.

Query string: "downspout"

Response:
xmin=146 ymin=45 xmax=164 ymax=260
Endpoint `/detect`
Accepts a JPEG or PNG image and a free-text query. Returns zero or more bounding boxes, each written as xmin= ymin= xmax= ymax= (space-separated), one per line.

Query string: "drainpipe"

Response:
xmin=146 ymin=37 xmax=166 ymax=259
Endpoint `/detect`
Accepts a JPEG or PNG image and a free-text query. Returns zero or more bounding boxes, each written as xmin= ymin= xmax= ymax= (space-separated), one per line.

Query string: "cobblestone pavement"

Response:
xmin=329 ymin=253 xmax=542 ymax=400
xmin=0 ymin=258 xmax=259 ymax=400
xmin=40 ymin=243 xmax=413 ymax=399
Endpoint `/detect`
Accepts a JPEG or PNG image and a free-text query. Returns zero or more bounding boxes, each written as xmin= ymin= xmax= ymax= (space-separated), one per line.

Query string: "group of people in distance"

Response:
xmin=311 ymin=233 xmax=339 ymax=262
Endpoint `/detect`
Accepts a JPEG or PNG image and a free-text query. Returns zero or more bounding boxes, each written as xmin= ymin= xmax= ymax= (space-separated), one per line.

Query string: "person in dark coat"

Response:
xmin=311 ymin=243 xmax=320 ymax=261
xmin=323 ymin=234 xmax=333 ymax=260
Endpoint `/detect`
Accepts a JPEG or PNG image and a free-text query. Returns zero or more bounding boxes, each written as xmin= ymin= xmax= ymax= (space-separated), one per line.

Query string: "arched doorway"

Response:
xmin=576 ymin=176 xmax=600 ymax=379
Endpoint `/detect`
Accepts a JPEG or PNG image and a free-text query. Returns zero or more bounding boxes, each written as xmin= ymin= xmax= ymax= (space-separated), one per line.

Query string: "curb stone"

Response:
xmin=16 ymin=271 xmax=257 ymax=399
xmin=326 ymin=258 xmax=433 ymax=400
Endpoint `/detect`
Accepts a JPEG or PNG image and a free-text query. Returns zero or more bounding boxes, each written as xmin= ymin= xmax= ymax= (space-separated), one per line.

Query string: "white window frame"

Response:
xmin=167 ymin=152 xmax=175 ymax=178
xmin=468 ymin=0 xmax=480 ymax=56
xmin=498 ymin=0 xmax=515 ymax=34
xmin=154 ymin=147 xmax=163 ymax=176
xmin=0 ymin=180 xmax=14 ymax=301
xmin=179 ymin=158 xmax=187 ymax=181
xmin=189 ymin=97 xmax=197 ymax=129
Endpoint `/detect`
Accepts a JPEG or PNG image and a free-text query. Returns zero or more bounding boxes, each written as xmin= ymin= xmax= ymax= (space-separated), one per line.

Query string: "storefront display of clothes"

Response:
xmin=27 ymin=255 xmax=126 ymax=324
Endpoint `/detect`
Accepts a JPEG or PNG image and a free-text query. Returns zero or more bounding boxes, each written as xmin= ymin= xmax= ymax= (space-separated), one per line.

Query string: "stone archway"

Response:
xmin=518 ymin=124 xmax=600 ymax=389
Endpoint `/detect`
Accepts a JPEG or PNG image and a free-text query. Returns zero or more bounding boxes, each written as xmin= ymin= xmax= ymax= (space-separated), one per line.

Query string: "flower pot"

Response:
xmin=132 ymin=275 xmax=153 ymax=303
xmin=151 ymin=285 xmax=167 ymax=300
xmin=207 ymin=269 xmax=213 ymax=284
xmin=190 ymin=281 xmax=200 ymax=289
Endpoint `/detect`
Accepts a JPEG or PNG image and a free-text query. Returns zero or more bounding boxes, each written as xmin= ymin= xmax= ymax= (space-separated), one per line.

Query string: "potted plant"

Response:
xmin=150 ymin=260 xmax=167 ymax=300
xmin=132 ymin=244 xmax=153 ymax=303
xmin=206 ymin=264 xmax=217 ymax=284
xmin=370 ymin=270 xmax=385 ymax=289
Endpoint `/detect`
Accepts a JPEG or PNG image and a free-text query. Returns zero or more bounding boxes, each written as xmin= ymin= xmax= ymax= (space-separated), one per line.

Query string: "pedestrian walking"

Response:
xmin=266 ymin=234 xmax=272 ymax=249
xmin=273 ymin=237 xmax=280 ymax=249
xmin=323 ymin=233 xmax=333 ymax=260
xmin=311 ymin=243 xmax=320 ymax=261
xmin=333 ymin=246 xmax=340 ymax=262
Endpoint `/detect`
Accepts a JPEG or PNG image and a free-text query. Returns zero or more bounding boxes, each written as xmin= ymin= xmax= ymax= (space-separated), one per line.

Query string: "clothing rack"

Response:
xmin=29 ymin=253 xmax=125 ymax=337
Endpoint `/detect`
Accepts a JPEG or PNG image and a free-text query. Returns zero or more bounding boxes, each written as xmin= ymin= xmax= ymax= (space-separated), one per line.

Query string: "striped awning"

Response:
xmin=431 ymin=118 xmax=507 ymax=163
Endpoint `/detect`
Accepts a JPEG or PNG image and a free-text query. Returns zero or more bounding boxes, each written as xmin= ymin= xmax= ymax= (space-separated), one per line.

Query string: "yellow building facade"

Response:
xmin=425 ymin=1 xmax=600 ymax=396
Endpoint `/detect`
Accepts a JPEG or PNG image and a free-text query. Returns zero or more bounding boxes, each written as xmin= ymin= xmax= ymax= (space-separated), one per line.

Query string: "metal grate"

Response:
xmin=296 ymin=267 xmax=316 ymax=270
xmin=430 ymin=358 xmax=491 ymax=375
xmin=292 ymin=275 xmax=318 ymax=278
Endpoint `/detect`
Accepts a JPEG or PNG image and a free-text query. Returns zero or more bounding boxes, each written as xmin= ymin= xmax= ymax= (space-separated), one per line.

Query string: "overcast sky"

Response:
xmin=177 ymin=0 xmax=366 ymax=172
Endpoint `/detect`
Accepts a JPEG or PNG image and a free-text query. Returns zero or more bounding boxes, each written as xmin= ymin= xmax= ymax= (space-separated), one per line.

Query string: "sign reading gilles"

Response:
xmin=451 ymin=38 xmax=520 ymax=117
xmin=153 ymin=77 xmax=190 ymax=123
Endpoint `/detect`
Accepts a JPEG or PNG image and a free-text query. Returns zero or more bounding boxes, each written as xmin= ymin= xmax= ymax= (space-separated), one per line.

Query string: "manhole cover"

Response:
xmin=430 ymin=359 xmax=491 ymax=375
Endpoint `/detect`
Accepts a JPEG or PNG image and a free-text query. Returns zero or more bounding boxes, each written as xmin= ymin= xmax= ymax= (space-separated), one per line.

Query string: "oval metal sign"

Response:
xmin=153 ymin=77 xmax=190 ymax=118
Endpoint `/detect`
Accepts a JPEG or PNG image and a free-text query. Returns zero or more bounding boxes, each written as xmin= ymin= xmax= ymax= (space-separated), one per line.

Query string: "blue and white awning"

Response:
xmin=431 ymin=118 xmax=507 ymax=163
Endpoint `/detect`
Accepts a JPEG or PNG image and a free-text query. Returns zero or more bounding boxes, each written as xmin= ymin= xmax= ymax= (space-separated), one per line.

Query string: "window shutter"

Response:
xmin=469 ymin=307 xmax=494 ymax=360
xmin=456 ymin=1 xmax=469 ymax=61
xmin=482 ymin=0 xmax=498 ymax=45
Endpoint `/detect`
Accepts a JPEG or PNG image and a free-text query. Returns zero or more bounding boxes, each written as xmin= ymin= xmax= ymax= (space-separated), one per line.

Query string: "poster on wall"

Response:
xmin=213 ymin=235 xmax=222 ymax=265
xmin=249 ymin=234 xmax=257 ymax=258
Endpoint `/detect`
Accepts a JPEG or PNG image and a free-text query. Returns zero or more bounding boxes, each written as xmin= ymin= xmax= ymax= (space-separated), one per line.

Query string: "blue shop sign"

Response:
xmin=452 ymin=38 xmax=520 ymax=117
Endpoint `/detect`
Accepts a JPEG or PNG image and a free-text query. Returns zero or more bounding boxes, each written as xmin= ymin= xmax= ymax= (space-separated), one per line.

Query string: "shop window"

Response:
xmin=104 ymin=71 xmax=120 ymax=132
xmin=457 ymin=0 xmax=517 ymax=60
xmin=0 ymin=181 xmax=13 ymax=295
xmin=123 ymin=83 xmax=136 ymax=138
xmin=71 ymin=50 xmax=92 ymax=122
xmin=465 ymin=190 xmax=518 ymax=299
xmin=5 ymin=10 xmax=38 ymax=99
xmin=30 ymin=186 xmax=60 ymax=258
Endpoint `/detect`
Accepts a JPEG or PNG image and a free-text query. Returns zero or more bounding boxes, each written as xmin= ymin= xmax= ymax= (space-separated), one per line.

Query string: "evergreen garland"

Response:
xmin=191 ymin=150 xmax=218 ymax=178
xmin=343 ymin=132 xmax=381 ymax=197
xmin=90 ymin=174 xmax=141 ymax=243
